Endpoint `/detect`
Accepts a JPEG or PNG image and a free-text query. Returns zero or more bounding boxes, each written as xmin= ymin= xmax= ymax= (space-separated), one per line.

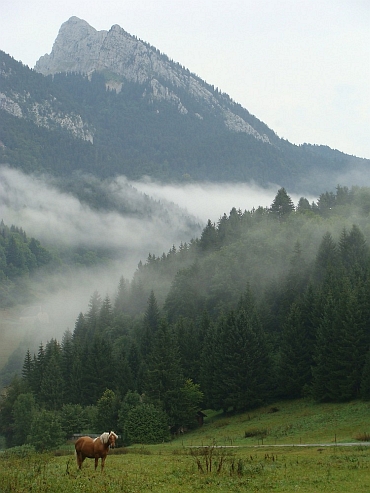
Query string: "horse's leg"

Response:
xmin=101 ymin=456 xmax=106 ymax=472
xmin=76 ymin=451 xmax=83 ymax=469
xmin=95 ymin=457 xmax=99 ymax=471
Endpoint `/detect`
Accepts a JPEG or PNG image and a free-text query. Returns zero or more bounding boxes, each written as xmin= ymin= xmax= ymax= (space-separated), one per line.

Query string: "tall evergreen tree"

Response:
xmin=141 ymin=290 xmax=160 ymax=355
xmin=85 ymin=290 xmax=102 ymax=339
xmin=278 ymin=302 xmax=313 ymax=398
xmin=270 ymin=187 xmax=295 ymax=221
xmin=311 ymin=276 xmax=367 ymax=401
xmin=80 ymin=335 xmax=114 ymax=405
xmin=114 ymin=346 xmax=134 ymax=398
xmin=40 ymin=354 xmax=64 ymax=410
xmin=144 ymin=318 xmax=184 ymax=422
xmin=72 ymin=312 xmax=86 ymax=345
xmin=314 ymin=232 xmax=339 ymax=284
xmin=339 ymin=225 xmax=369 ymax=280
xmin=114 ymin=276 xmax=129 ymax=314
xmin=61 ymin=330 xmax=74 ymax=401
xmin=99 ymin=295 xmax=114 ymax=331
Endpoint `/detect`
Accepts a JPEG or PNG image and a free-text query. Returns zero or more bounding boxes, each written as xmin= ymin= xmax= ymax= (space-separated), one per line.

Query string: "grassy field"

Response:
xmin=1 ymin=399 xmax=370 ymax=492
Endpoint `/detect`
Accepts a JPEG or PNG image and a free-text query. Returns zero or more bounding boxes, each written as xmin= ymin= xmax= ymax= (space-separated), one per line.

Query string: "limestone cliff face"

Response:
xmin=35 ymin=17 xmax=270 ymax=143
xmin=0 ymin=57 xmax=94 ymax=142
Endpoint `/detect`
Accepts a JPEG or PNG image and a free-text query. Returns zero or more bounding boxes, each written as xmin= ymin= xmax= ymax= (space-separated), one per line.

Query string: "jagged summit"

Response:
xmin=36 ymin=17 xmax=108 ymax=76
xmin=34 ymin=17 xmax=271 ymax=142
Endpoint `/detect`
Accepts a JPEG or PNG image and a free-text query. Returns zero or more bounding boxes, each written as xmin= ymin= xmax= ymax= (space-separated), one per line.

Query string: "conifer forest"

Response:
xmin=1 ymin=185 xmax=370 ymax=450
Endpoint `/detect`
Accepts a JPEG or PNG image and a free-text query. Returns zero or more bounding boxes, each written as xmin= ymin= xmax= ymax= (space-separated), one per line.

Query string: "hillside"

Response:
xmin=175 ymin=398 xmax=370 ymax=447
xmin=1 ymin=186 xmax=370 ymax=452
xmin=1 ymin=17 xmax=368 ymax=192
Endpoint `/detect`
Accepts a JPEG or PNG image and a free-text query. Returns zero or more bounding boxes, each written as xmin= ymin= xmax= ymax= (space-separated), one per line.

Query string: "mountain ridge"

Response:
xmin=0 ymin=17 xmax=368 ymax=193
xmin=35 ymin=17 xmax=272 ymax=144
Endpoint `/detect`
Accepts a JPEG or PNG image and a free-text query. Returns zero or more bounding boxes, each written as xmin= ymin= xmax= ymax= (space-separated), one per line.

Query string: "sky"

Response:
xmin=1 ymin=0 xmax=369 ymax=159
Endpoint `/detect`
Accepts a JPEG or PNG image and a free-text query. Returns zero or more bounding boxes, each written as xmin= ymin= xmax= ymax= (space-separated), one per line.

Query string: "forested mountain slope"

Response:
xmin=1 ymin=186 xmax=370 ymax=448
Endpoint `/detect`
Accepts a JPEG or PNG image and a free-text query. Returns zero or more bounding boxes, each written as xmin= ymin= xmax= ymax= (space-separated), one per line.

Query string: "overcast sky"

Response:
xmin=1 ymin=0 xmax=369 ymax=159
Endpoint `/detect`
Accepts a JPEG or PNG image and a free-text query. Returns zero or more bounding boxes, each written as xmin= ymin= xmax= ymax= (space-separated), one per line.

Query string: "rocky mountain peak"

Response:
xmin=34 ymin=17 xmax=271 ymax=142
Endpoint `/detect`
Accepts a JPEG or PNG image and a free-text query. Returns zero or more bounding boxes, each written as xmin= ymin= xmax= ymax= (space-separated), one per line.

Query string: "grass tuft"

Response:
xmin=354 ymin=432 xmax=370 ymax=442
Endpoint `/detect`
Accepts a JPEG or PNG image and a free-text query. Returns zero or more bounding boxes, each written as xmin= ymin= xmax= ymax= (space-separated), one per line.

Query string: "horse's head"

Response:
xmin=108 ymin=431 xmax=118 ymax=448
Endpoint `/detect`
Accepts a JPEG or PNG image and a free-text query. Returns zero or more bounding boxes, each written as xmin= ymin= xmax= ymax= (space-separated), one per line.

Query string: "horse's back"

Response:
xmin=75 ymin=436 xmax=95 ymax=457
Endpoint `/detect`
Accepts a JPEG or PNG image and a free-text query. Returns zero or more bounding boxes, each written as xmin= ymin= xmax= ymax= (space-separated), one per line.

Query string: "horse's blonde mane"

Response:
xmin=99 ymin=431 xmax=118 ymax=444
xmin=99 ymin=432 xmax=110 ymax=444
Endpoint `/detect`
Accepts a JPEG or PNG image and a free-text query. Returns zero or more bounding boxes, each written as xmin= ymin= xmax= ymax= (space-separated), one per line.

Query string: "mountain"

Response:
xmin=0 ymin=16 xmax=368 ymax=193
xmin=35 ymin=17 xmax=271 ymax=143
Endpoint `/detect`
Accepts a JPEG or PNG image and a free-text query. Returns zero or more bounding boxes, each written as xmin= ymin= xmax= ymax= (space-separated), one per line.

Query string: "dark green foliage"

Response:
xmin=202 ymin=288 xmax=273 ymax=412
xmin=12 ymin=393 xmax=37 ymax=446
xmin=140 ymin=291 xmax=161 ymax=356
xmin=278 ymin=301 xmax=314 ymax=398
xmin=143 ymin=318 xmax=184 ymax=420
xmin=124 ymin=403 xmax=170 ymax=444
xmin=28 ymin=409 xmax=64 ymax=451
xmin=270 ymin=188 xmax=295 ymax=221
xmin=2 ymin=185 xmax=370 ymax=450
xmin=311 ymin=276 xmax=368 ymax=402
xmin=94 ymin=389 xmax=119 ymax=433
xmin=0 ymin=221 xmax=57 ymax=306
xmin=59 ymin=404 xmax=88 ymax=438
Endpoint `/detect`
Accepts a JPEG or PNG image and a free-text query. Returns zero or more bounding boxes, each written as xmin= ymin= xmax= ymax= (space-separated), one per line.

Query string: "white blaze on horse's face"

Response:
xmin=108 ymin=431 xmax=118 ymax=448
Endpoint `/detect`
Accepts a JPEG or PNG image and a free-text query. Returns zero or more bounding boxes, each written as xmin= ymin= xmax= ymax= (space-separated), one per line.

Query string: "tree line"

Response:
xmin=1 ymin=185 xmax=370 ymax=450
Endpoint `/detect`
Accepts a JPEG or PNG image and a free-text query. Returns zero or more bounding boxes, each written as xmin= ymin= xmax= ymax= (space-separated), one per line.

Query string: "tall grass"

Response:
xmin=2 ymin=399 xmax=370 ymax=492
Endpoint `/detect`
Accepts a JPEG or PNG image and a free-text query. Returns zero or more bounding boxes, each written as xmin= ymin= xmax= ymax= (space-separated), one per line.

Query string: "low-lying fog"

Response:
xmin=0 ymin=164 xmax=318 ymax=360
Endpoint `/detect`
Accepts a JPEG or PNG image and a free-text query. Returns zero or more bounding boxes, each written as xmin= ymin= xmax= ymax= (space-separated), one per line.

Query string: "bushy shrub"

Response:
xmin=3 ymin=444 xmax=36 ymax=458
xmin=125 ymin=403 xmax=170 ymax=444
xmin=28 ymin=410 xmax=64 ymax=451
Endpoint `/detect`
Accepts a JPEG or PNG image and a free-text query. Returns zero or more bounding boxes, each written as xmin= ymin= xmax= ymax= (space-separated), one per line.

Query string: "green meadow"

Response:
xmin=2 ymin=399 xmax=370 ymax=492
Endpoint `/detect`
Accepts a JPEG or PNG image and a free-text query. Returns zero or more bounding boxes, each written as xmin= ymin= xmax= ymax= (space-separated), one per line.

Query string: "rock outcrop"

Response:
xmin=35 ymin=17 xmax=270 ymax=143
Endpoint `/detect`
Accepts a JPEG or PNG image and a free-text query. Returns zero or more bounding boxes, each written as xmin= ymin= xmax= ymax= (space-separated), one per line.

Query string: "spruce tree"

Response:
xmin=278 ymin=302 xmax=313 ymax=398
xmin=311 ymin=276 xmax=367 ymax=401
xmin=141 ymin=290 xmax=160 ymax=355
xmin=270 ymin=188 xmax=295 ymax=221
xmin=144 ymin=318 xmax=183 ymax=423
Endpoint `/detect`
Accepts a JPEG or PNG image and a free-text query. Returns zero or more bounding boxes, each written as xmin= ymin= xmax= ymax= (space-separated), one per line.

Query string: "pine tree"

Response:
xmin=339 ymin=225 xmax=369 ymax=280
xmin=209 ymin=291 xmax=273 ymax=412
xmin=311 ymin=277 xmax=367 ymax=401
xmin=314 ymin=232 xmax=339 ymax=283
xmin=114 ymin=346 xmax=134 ymax=398
xmin=72 ymin=313 xmax=86 ymax=345
xmin=21 ymin=349 xmax=34 ymax=390
xmin=85 ymin=290 xmax=102 ymax=338
xmin=278 ymin=302 xmax=313 ymax=398
xmin=114 ymin=276 xmax=129 ymax=314
xmin=80 ymin=335 xmax=114 ymax=405
xmin=61 ymin=330 xmax=74 ymax=401
xmin=141 ymin=290 xmax=160 ymax=355
xmin=199 ymin=219 xmax=219 ymax=251
xmin=200 ymin=319 xmax=221 ymax=409
xmin=40 ymin=353 xmax=64 ymax=410
xmin=270 ymin=188 xmax=295 ymax=221
xmin=144 ymin=318 xmax=184 ymax=421
xmin=99 ymin=295 xmax=113 ymax=331
xmin=127 ymin=341 xmax=142 ymax=391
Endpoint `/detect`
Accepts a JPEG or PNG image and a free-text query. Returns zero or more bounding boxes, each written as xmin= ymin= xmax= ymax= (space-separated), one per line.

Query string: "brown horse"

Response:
xmin=75 ymin=431 xmax=118 ymax=471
